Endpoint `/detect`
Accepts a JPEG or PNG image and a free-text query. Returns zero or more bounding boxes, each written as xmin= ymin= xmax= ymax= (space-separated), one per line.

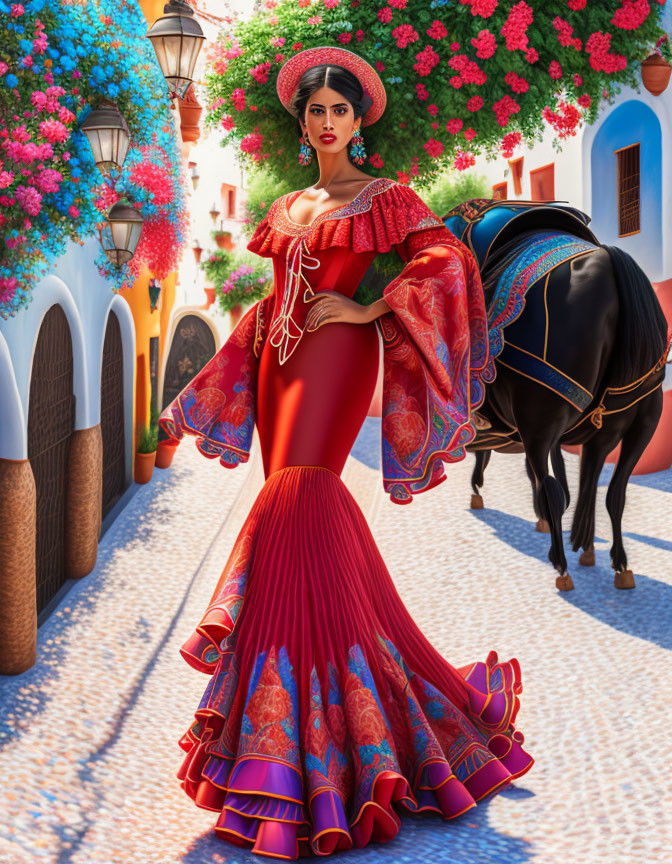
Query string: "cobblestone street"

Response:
xmin=1 ymin=418 xmax=671 ymax=864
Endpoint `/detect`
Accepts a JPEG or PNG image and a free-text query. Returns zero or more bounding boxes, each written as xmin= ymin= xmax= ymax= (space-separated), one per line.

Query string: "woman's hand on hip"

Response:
xmin=305 ymin=290 xmax=374 ymax=331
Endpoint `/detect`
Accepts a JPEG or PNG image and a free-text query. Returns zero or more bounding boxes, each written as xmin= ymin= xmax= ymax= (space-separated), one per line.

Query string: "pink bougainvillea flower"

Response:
xmin=308 ymin=15 xmax=323 ymax=25
xmin=501 ymin=131 xmax=522 ymax=158
xmin=240 ymin=132 xmax=264 ymax=154
xmin=250 ymin=62 xmax=272 ymax=83
xmin=35 ymin=168 xmax=62 ymax=193
xmin=37 ymin=119 xmax=69 ymax=144
xmin=324 ymin=0 xmax=341 ymax=8
xmin=15 ymin=184 xmax=42 ymax=216
xmin=542 ymin=100 xmax=582 ymax=137
xmin=454 ymin=149 xmax=476 ymax=170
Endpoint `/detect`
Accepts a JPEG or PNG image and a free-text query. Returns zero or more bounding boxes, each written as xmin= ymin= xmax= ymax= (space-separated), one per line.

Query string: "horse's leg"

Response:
xmin=522 ymin=434 xmax=573 ymax=591
xmin=570 ymin=434 xmax=621 ymax=567
xmin=524 ymin=456 xmax=548 ymax=532
xmin=470 ymin=449 xmax=491 ymax=509
xmin=550 ymin=442 xmax=570 ymax=510
xmin=606 ymin=389 xmax=664 ymax=589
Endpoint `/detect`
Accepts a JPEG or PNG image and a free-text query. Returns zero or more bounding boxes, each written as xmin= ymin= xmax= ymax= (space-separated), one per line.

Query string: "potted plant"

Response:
xmin=212 ymin=227 xmax=234 ymax=250
xmin=213 ymin=255 xmax=272 ymax=328
xmin=135 ymin=407 xmax=159 ymax=484
xmin=156 ymin=426 xmax=178 ymax=469
xmin=641 ymin=36 xmax=672 ymax=96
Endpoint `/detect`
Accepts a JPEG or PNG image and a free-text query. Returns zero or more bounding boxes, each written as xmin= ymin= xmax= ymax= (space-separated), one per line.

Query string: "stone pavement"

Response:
xmin=1 ymin=418 xmax=671 ymax=864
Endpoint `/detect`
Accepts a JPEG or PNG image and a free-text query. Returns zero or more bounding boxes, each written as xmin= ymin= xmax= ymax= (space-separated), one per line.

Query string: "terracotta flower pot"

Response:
xmin=214 ymin=231 xmax=233 ymax=250
xmin=203 ymin=286 xmax=215 ymax=309
xmin=193 ymin=246 xmax=203 ymax=264
xmin=135 ymin=450 xmax=157 ymax=484
xmin=641 ymin=53 xmax=671 ymax=96
xmin=229 ymin=304 xmax=243 ymax=329
xmin=179 ymin=84 xmax=203 ymax=144
xmin=155 ymin=440 xmax=178 ymax=469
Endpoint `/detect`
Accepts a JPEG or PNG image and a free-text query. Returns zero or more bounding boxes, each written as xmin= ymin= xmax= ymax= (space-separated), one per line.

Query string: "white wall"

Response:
xmin=0 ymin=237 xmax=135 ymax=478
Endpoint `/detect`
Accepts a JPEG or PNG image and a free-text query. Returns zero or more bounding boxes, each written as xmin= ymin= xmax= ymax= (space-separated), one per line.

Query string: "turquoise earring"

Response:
xmin=298 ymin=131 xmax=312 ymax=166
xmin=349 ymin=126 xmax=366 ymax=165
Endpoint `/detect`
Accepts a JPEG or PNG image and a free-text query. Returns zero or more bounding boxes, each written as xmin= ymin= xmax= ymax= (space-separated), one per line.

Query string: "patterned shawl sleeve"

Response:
xmin=377 ymin=185 xmax=494 ymax=504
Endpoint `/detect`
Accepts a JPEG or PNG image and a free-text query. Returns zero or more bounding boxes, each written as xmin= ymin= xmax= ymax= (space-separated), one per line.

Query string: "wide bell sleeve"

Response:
xmin=158 ymin=294 xmax=272 ymax=468
xmin=377 ymin=189 xmax=494 ymax=504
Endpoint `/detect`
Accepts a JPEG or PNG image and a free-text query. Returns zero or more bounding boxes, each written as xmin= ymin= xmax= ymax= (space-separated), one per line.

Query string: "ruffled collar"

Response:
xmin=246 ymin=178 xmax=445 ymax=258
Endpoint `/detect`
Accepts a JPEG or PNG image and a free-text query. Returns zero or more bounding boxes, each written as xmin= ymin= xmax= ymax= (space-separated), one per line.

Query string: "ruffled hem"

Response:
xmin=246 ymin=179 xmax=447 ymax=258
xmin=177 ymin=633 xmax=533 ymax=859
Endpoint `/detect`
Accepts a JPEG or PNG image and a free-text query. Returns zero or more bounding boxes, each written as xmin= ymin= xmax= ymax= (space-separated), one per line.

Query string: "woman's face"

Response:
xmin=300 ymin=86 xmax=358 ymax=153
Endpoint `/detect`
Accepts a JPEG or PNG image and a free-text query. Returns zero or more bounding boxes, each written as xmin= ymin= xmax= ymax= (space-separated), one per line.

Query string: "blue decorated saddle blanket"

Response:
xmin=482 ymin=230 xmax=598 ymax=411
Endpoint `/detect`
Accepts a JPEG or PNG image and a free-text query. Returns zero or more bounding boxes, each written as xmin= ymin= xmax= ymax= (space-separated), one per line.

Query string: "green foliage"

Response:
xmin=201 ymin=248 xmax=235 ymax=286
xmin=204 ymin=0 xmax=667 ymax=192
xmin=136 ymin=407 xmax=160 ymax=454
xmin=242 ymin=165 xmax=296 ymax=228
xmin=421 ymin=172 xmax=491 ymax=219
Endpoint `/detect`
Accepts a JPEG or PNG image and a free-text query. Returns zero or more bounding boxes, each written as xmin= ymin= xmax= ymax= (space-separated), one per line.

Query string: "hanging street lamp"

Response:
xmin=80 ymin=100 xmax=131 ymax=178
xmin=146 ymin=0 xmax=206 ymax=100
xmin=191 ymin=164 xmax=200 ymax=190
xmin=99 ymin=199 xmax=144 ymax=266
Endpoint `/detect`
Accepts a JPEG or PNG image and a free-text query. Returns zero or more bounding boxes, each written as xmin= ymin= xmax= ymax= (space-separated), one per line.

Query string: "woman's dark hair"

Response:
xmin=290 ymin=64 xmax=372 ymax=160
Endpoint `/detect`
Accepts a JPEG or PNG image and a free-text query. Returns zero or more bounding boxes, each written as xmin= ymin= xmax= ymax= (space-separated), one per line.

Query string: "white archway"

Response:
xmin=0 ymin=332 xmax=26 ymax=460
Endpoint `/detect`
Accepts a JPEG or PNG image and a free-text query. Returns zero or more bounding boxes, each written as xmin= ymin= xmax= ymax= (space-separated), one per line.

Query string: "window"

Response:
xmin=492 ymin=182 xmax=507 ymax=200
xmin=616 ymin=143 xmax=640 ymax=237
xmin=530 ymin=163 xmax=555 ymax=201
xmin=508 ymin=157 xmax=524 ymax=196
xmin=220 ymin=184 xmax=237 ymax=219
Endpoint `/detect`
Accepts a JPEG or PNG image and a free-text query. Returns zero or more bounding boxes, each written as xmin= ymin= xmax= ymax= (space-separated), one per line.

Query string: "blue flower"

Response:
xmin=5 ymin=74 xmax=18 ymax=88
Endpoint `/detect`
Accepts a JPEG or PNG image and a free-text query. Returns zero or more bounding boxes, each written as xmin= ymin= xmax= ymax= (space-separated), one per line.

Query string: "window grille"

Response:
xmin=616 ymin=143 xmax=640 ymax=237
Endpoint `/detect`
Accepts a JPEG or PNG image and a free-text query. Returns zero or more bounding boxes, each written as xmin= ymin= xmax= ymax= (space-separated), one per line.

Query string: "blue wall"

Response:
xmin=590 ymin=100 xmax=662 ymax=276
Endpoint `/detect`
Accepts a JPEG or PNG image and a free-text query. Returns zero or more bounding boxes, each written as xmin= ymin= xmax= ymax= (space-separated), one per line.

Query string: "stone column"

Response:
xmin=64 ymin=425 xmax=103 ymax=580
xmin=0 ymin=459 xmax=37 ymax=675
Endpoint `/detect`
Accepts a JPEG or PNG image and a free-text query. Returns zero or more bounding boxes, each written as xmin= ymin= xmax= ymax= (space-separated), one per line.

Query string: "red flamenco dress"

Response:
xmin=159 ymin=178 xmax=533 ymax=859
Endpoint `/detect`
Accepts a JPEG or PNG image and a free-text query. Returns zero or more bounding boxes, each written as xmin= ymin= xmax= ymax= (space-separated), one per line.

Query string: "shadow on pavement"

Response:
xmin=470 ymin=508 xmax=672 ymax=652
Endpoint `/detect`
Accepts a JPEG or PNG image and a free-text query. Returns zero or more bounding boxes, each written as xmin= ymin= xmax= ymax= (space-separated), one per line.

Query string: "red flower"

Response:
xmin=449 ymin=75 xmax=464 ymax=88
xmin=500 ymin=1 xmax=533 ymax=52
xmin=586 ymin=31 xmax=628 ymax=73
xmin=542 ymin=100 xmax=582 ymax=138
xmin=492 ymin=94 xmax=520 ymax=127
xmin=611 ymin=0 xmax=650 ymax=30
xmin=446 ymin=118 xmax=464 ymax=134
xmin=573 ymin=73 xmax=583 ymax=86
xmin=501 ymin=131 xmax=521 ymax=158
xmin=376 ymin=60 xmax=386 ymax=71
xmin=505 ymin=71 xmax=529 ymax=93
xmin=460 ymin=0 xmax=498 ymax=18
xmin=392 ymin=23 xmax=419 ymax=48
xmin=337 ymin=32 xmax=351 ymax=43
xmin=414 ymin=45 xmax=441 ymax=76
xmin=471 ymin=29 xmax=497 ymax=59
xmin=424 ymin=137 xmax=444 ymax=158
xmin=449 ymin=54 xmax=487 ymax=84
xmin=464 ymin=127 xmax=477 ymax=140
xmin=549 ymin=61 xmax=563 ymax=79
xmin=454 ymin=149 xmax=476 ymax=171
xmin=568 ymin=0 xmax=586 ymax=8
xmin=377 ymin=6 xmax=392 ymax=22
xmin=370 ymin=153 xmax=384 ymax=167
xmin=578 ymin=93 xmax=592 ymax=108
xmin=525 ymin=47 xmax=539 ymax=63
xmin=427 ymin=20 xmax=448 ymax=39
xmin=467 ymin=96 xmax=484 ymax=111
xmin=427 ymin=103 xmax=439 ymax=115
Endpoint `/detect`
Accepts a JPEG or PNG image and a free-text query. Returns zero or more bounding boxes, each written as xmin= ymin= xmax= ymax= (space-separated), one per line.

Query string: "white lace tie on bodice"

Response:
xmin=268 ymin=235 xmax=321 ymax=365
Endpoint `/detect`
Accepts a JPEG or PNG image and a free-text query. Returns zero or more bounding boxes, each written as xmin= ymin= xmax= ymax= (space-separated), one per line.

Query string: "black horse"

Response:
xmin=461 ymin=215 xmax=669 ymax=592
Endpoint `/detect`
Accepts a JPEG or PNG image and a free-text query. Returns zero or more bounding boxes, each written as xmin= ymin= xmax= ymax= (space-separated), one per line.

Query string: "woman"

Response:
xmin=159 ymin=46 xmax=533 ymax=860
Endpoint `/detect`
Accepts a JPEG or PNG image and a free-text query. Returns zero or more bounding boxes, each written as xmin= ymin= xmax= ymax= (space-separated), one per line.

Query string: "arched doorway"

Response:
xmin=100 ymin=310 xmax=126 ymax=517
xmin=27 ymin=305 xmax=75 ymax=614
xmin=161 ymin=314 xmax=217 ymax=409
xmin=590 ymin=99 xmax=662 ymax=276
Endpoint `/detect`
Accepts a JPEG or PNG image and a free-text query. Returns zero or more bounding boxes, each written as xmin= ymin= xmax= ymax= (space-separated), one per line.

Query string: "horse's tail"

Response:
xmin=601 ymin=244 xmax=668 ymax=387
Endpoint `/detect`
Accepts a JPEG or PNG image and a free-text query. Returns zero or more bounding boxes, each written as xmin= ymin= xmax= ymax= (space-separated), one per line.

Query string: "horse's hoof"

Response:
xmin=579 ymin=548 xmax=595 ymax=567
xmin=470 ymin=494 xmax=484 ymax=510
xmin=614 ymin=569 xmax=635 ymax=589
xmin=536 ymin=518 xmax=550 ymax=533
xmin=556 ymin=572 xmax=574 ymax=592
